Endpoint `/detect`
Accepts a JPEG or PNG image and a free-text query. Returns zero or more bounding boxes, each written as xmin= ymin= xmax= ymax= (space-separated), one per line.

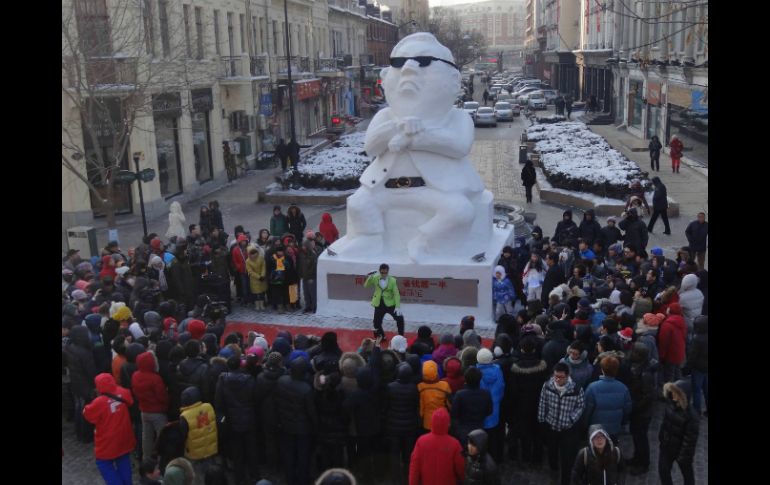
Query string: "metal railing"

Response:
xmin=299 ymin=56 xmax=311 ymax=73
xmin=315 ymin=58 xmax=339 ymax=72
xmin=221 ymin=56 xmax=243 ymax=77
xmin=276 ymin=56 xmax=300 ymax=75
xmin=250 ymin=55 xmax=267 ymax=76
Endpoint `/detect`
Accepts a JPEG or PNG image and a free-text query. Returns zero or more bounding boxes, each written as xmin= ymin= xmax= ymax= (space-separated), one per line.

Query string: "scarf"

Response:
xmin=554 ymin=376 xmax=572 ymax=395
xmin=273 ymin=254 xmax=285 ymax=271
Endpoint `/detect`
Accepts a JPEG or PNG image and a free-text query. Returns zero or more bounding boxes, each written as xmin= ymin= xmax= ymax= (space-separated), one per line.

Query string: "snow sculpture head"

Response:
xmin=381 ymin=32 xmax=461 ymax=119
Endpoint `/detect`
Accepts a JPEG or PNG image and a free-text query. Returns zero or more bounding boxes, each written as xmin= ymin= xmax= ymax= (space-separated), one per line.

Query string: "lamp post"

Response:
xmin=397 ymin=19 xmax=417 ymax=38
xmin=132 ymin=152 xmax=148 ymax=237
xmin=283 ymin=0 xmax=297 ymax=142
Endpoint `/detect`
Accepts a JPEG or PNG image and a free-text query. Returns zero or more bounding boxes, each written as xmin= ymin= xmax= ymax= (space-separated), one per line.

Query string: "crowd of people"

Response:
xmin=62 ymin=198 xmax=708 ymax=485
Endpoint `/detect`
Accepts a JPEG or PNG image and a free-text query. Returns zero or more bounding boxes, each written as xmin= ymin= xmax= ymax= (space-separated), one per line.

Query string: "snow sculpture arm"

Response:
xmin=407 ymin=110 xmax=474 ymax=159
xmin=363 ymin=109 xmax=399 ymax=158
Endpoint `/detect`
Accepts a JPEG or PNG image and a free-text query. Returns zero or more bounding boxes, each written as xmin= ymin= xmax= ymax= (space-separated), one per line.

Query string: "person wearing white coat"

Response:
xmin=677 ymin=273 xmax=704 ymax=341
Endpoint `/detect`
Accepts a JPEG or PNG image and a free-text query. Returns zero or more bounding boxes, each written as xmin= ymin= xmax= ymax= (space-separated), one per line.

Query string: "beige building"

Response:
xmin=62 ymin=0 xmax=370 ymax=238
xmin=444 ymin=0 xmax=526 ymax=50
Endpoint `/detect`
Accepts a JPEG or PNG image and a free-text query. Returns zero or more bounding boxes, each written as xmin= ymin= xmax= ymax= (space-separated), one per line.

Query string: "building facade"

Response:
xmin=445 ymin=0 xmax=526 ymax=50
xmin=62 ymin=0 xmax=372 ymax=235
xmin=542 ymin=0 xmax=579 ymax=98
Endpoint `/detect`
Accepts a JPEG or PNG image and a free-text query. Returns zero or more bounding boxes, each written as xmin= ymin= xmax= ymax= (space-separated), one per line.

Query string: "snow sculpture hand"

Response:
xmin=388 ymin=133 xmax=410 ymax=153
xmin=397 ymin=117 xmax=423 ymax=136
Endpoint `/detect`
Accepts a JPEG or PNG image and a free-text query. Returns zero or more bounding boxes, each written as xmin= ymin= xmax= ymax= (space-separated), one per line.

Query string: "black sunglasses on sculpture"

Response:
xmin=390 ymin=56 xmax=458 ymax=70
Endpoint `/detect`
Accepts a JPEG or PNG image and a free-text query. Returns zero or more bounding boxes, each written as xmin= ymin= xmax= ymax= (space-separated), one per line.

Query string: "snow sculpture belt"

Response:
xmin=384 ymin=177 xmax=425 ymax=188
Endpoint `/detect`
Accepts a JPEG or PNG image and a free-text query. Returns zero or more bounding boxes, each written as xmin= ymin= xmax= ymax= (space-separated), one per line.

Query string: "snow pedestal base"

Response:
xmin=316 ymin=224 xmax=515 ymax=329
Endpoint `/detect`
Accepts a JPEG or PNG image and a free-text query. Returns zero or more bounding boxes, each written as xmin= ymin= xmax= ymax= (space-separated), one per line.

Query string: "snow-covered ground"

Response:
xmin=291 ymin=131 xmax=370 ymax=181
xmin=527 ymin=122 xmax=648 ymax=199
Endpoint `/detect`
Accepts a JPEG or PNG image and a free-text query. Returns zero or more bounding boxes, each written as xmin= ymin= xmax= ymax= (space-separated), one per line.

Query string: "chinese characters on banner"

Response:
xmin=295 ymin=80 xmax=321 ymax=101
xmin=327 ymin=274 xmax=478 ymax=306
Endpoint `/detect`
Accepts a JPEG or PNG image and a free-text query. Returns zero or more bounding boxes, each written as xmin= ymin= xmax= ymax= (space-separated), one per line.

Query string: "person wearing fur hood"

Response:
xmin=658 ymin=380 xmax=699 ymax=485
xmin=338 ymin=351 xmax=366 ymax=394
xmin=163 ymin=457 xmax=195 ymax=485
xmin=570 ymin=425 xmax=623 ymax=485
xmin=508 ymin=339 xmax=550 ymax=466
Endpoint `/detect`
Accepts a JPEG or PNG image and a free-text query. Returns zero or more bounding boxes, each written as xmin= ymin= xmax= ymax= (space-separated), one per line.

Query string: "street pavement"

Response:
xmin=63 ymin=85 xmax=708 ymax=483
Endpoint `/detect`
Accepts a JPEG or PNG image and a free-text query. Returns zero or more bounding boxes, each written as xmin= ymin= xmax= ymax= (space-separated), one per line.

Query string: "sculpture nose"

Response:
xmin=401 ymin=59 xmax=420 ymax=72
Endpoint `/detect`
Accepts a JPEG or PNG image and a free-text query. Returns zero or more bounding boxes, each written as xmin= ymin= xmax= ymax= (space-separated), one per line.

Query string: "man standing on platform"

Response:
xmin=365 ymin=263 xmax=405 ymax=339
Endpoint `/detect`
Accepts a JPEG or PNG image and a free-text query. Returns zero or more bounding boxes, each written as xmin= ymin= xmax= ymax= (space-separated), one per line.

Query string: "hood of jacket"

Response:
xmin=443 ymin=356 xmax=463 ymax=378
xmin=463 ymin=330 xmax=482 ymax=349
xmin=396 ymin=362 xmax=413 ymax=383
xmin=582 ymin=209 xmax=596 ymax=221
xmin=165 ymin=457 xmax=195 ymax=485
xmin=405 ymin=354 xmax=422 ymax=377
xmin=494 ymin=333 xmax=513 ymax=355
xmin=430 ymin=407 xmax=450 ymax=435
xmin=289 ymin=356 xmax=308 ymax=380
xmin=562 ymin=210 xmax=573 ymax=221
xmin=468 ymin=429 xmax=489 ymax=455
xmin=663 ymin=380 xmax=690 ymax=410
xmin=180 ymin=386 xmax=202 ymax=407
xmin=588 ymin=424 xmax=614 ymax=457
xmin=137 ymin=351 xmax=159 ymax=373
xmin=339 ymin=351 xmax=366 ymax=378
xmin=680 ymin=273 xmax=699 ymax=292
xmin=95 ymin=373 xmax=118 ymax=395
xmin=125 ymin=342 xmax=146 ymax=363
xmin=460 ymin=346 xmax=478 ymax=369
xmin=629 ymin=342 xmax=650 ymax=365
xmin=321 ymin=213 xmax=333 ymax=224
xmin=511 ymin=355 xmax=548 ymax=374
xmin=84 ymin=314 xmax=102 ymax=334
xmin=69 ymin=325 xmax=92 ymax=348
xmin=355 ymin=365 xmax=374 ymax=390
xmin=422 ymin=360 xmax=439 ymax=383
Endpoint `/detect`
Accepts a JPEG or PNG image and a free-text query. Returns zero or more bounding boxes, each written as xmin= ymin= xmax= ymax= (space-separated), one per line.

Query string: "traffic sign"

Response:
xmin=139 ymin=168 xmax=156 ymax=182
xmin=113 ymin=170 xmax=137 ymax=185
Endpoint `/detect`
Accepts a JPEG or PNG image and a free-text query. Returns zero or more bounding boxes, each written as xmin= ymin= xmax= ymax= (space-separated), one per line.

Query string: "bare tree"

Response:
xmin=62 ymin=0 xmax=217 ymax=228
xmin=427 ymin=7 xmax=487 ymax=68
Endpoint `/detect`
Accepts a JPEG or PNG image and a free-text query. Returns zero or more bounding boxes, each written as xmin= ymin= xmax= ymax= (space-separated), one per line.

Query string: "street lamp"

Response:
xmin=397 ymin=19 xmax=418 ymax=36
xmin=133 ymin=152 xmax=148 ymax=237
xmin=283 ymin=0 xmax=297 ymax=143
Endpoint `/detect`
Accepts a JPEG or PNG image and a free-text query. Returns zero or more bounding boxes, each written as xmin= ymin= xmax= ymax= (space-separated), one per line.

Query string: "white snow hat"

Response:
xmin=477 ymin=348 xmax=494 ymax=365
xmin=609 ymin=289 xmax=622 ymax=305
xmin=390 ymin=335 xmax=408 ymax=354
xmin=128 ymin=322 xmax=145 ymax=340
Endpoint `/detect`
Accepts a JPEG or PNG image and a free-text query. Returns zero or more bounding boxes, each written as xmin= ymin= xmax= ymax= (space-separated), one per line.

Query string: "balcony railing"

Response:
xmin=221 ymin=56 xmax=244 ymax=77
xmin=315 ymin=58 xmax=340 ymax=72
xmin=250 ymin=55 xmax=267 ymax=76
xmin=83 ymin=57 xmax=138 ymax=86
xmin=299 ymin=56 xmax=311 ymax=73
xmin=277 ymin=56 xmax=301 ymax=75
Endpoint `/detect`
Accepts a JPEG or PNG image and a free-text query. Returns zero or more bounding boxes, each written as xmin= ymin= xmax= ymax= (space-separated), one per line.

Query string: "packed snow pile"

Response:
xmin=285 ymin=131 xmax=369 ymax=190
xmin=535 ymin=115 xmax=567 ymax=124
xmin=526 ymin=122 xmax=649 ymax=200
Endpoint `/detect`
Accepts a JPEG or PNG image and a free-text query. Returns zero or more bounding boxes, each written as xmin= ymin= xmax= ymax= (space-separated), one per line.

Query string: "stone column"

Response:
xmin=613 ymin=1 xmax=623 ymax=58
xmin=661 ymin=1 xmax=671 ymax=60
xmin=683 ymin=2 xmax=696 ymax=63
xmin=641 ymin=0 xmax=650 ymax=59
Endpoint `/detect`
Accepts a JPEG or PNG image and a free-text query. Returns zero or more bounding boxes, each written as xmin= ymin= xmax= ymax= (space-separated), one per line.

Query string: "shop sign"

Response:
xmin=191 ymin=88 xmax=213 ymax=111
xmin=259 ymin=93 xmax=273 ymax=116
xmin=152 ymin=92 xmax=182 ymax=117
xmin=667 ymin=83 xmax=691 ymax=108
xmin=691 ymin=89 xmax=708 ymax=114
xmin=326 ymin=274 xmax=479 ymax=306
xmin=295 ymin=79 xmax=321 ymax=101
xmin=647 ymin=82 xmax=661 ymax=106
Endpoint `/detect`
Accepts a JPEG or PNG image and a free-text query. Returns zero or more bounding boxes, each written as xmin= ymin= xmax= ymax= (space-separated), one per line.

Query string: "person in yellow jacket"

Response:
xmin=179 ymin=386 xmax=217 ymax=482
xmin=417 ymin=360 xmax=452 ymax=432
xmin=245 ymin=247 xmax=267 ymax=310
xmin=364 ymin=263 xmax=405 ymax=339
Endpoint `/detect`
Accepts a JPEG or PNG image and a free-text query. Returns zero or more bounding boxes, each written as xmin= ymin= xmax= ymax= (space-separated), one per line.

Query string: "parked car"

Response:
xmin=528 ymin=92 xmax=547 ymax=110
xmin=463 ymin=101 xmax=480 ymax=118
xmin=494 ymin=102 xmax=515 ymax=121
xmin=496 ymin=92 xmax=513 ymax=103
xmin=474 ymin=107 xmax=497 ymax=127
xmin=512 ymin=86 xmax=541 ymax=100
xmin=540 ymin=89 xmax=559 ymax=104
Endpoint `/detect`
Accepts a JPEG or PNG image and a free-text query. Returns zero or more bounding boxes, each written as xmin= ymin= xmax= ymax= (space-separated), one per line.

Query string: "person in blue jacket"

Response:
xmin=583 ymin=355 xmax=632 ymax=445
xmin=476 ymin=348 xmax=505 ymax=465
xmin=492 ymin=265 xmax=516 ymax=321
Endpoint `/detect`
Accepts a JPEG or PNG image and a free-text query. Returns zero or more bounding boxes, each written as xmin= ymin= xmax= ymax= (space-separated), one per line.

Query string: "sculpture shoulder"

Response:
xmin=368 ymin=107 xmax=395 ymax=127
xmin=445 ymin=107 xmax=474 ymax=131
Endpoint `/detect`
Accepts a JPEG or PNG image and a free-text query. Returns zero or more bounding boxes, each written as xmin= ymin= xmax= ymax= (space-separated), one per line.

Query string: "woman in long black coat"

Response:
xmin=521 ymin=160 xmax=537 ymax=203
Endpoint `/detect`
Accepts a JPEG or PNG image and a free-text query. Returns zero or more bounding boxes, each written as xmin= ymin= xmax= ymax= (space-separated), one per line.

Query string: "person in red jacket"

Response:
xmin=132 ymin=352 xmax=169 ymax=461
xmin=318 ymin=212 xmax=340 ymax=245
xmin=83 ymin=373 xmax=136 ymax=485
xmin=231 ymin=234 xmax=249 ymax=303
xmin=409 ymin=407 xmax=465 ymax=485
xmin=442 ymin=356 xmax=465 ymax=394
xmin=669 ymin=135 xmax=684 ymax=173
xmin=659 ymin=302 xmax=687 ymax=384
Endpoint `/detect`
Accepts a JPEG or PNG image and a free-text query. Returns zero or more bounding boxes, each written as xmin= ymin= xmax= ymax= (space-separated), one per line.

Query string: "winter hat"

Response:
xmin=272 ymin=337 xmax=291 ymax=357
xmin=288 ymin=348 xmax=307 ymax=362
xmin=476 ymin=348 xmax=494 ymax=365
xmin=187 ymin=320 xmax=206 ymax=340
xmin=643 ymin=313 xmax=665 ymax=327
xmin=112 ymin=305 xmax=132 ymax=322
xmin=390 ymin=335 xmax=408 ymax=353
xmin=606 ymin=216 xmax=617 ymax=224
xmin=71 ymin=289 xmax=89 ymax=302
xmin=253 ymin=336 xmax=269 ymax=352
xmin=201 ymin=333 xmax=218 ymax=356
xmin=494 ymin=265 xmax=506 ymax=278
xmin=75 ymin=280 xmax=90 ymax=291
xmin=219 ymin=346 xmax=235 ymax=360
xmin=609 ymin=289 xmax=622 ymax=305
xmin=237 ymin=234 xmax=249 ymax=243
xmin=143 ymin=311 xmax=162 ymax=329
xmin=315 ymin=468 xmax=357 ymax=485
xmin=305 ymin=230 xmax=316 ymax=240
xmin=128 ymin=322 xmax=145 ymax=340
xmin=618 ymin=327 xmax=633 ymax=342
xmin=294 ymin=334 xmax=310 ymax=350
xmin=440 ymin=333 xmax=454 ymax=345
xmin=177 ymin=331 xmax=192 ymax=346
xmin=417 ymin=326 xmax=432 ymax=340
xmin=650 ymin=247 xmax=664 ymax=257
xmin=276 ymin=330 xmax=293 ymax=345
xmin=462 ymin=330 xmax=482 ymax=349
xmin=578 ymin=298 xmax=591 ymax=310
xmin=266 ymin=351 xmax=284 ymax=369
xmin=460 ymin=315 xmax=475 ymax=334
xmin=246 ymin=346 xmax=265 ymax=361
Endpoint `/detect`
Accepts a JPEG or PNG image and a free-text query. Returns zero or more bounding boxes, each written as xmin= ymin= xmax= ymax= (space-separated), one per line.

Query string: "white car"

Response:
xmin=463 ymin=101 xmax=480 ymax=118
xmin=493 ymin=102 xmax=515 ymax=121
xmin=540 ymin=89 xmax=559 ymax=104
xmin=528 ymin=92 xmax=547 ymax=110
xmin=474 ymin=107 xmax=497 ymax=127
